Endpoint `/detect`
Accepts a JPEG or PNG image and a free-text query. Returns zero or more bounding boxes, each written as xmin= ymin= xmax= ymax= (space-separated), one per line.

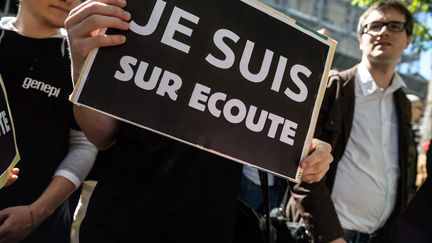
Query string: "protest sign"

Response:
xmin=0 ymin=74 xmax=20 ymax=189
xmin=71 ymin=0 xmax=337 ymax=182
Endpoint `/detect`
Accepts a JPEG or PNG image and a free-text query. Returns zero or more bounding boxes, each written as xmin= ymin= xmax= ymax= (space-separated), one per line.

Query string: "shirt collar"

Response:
xmin=356 ymin=62 xmax=406 ymax=96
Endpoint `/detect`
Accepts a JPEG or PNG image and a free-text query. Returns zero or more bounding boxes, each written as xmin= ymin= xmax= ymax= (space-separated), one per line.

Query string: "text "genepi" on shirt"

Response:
xmin=22 ymin=77 xmax=61 ymax=98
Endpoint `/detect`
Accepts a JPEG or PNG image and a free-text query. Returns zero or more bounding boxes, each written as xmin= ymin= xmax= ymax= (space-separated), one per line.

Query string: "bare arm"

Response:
xmin=30 ymin=177 xmax=76 ymax=226
xmin=73 ymin=106 xmax=119 ymax=149
xmin=0 ymin=131 xmax=96 ymax=242
xmin=65 ymin=0 xmax=131 ymax=148
xmin=0 ymin=177 xmax=75 ymax=242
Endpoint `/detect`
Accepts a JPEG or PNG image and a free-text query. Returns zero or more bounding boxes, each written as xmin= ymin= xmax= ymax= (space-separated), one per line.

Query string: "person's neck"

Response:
xmin=362 ymin=60 xmax=396 ymax=90
xmin=14 ymin=12 xmax=61 ymax=38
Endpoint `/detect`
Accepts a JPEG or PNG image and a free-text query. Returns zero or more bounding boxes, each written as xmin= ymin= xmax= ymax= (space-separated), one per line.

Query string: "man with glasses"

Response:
xmin=287 ymin=1 xmax=417 ymax=242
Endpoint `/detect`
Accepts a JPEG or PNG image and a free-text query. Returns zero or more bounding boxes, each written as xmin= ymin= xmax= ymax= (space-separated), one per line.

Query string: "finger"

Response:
xmin=68 ymin=0 xmax=128 ymax=17
xmin=301 ymin=154 xmax=332 ymax=183
xmin=67 ymin=14 xmax=128 ymax=61
xmin=301 ymin=165 xmax=329 ymax=183
xmin=10 ymin=168 xmax=19 ymax=176
xmin=300 ymin=139 xmax=332 ymax=168
xmin=303 ymin=154 xmax=331 ymax=174
xmin=66 ymin=0 xmax=130 ymax=29
xmin=5 ymin=174 xmax=18 ymax=187
xmin=71 ymin=14 xmax=130 ymax=38
xmin=302 ymin=157 xmax=331 ymax=177
xmin=71 ymin=33 xmax=127 ymax=57
xmin=301 ymin=147 xmax=333 ymax=183
xmin=301 ymin=174 xmax=324 ymax=184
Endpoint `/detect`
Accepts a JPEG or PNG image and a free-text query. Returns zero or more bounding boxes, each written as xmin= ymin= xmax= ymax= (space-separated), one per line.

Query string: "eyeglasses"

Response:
xmin=362 ymin=21 xmax=407 ymax=34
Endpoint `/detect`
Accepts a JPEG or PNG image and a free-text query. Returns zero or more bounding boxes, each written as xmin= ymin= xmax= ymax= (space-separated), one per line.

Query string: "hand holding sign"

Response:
xmin=65 ymin=0 xmax=131 ymax=84
xmin=300 ymin=139 xmax=333 ymax=184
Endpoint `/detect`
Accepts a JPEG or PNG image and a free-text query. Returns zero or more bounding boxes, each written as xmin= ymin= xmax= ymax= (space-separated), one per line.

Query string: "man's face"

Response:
xmin=23 ymin=0 xmax=80 ymax=28
xmin=359 ymin=8 xmax=412 ymax=65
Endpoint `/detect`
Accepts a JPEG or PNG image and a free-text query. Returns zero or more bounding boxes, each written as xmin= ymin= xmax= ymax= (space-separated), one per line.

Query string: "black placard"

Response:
xmin=71 ymin=0 xmax=336 ymax=181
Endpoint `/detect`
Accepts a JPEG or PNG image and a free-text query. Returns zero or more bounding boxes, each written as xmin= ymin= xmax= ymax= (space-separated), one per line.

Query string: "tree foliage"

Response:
xmin=352 ymin=0 xmax=432 ymax=52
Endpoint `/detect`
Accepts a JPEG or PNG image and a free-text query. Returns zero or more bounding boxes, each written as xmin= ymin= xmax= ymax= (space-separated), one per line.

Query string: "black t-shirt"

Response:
xmin=0 ymin=29 xmax=76 ymax=242
xmin=80 ymin=123 xmax=242 ymax=243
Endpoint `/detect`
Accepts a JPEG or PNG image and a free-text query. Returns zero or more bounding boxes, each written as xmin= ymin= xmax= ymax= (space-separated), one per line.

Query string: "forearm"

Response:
xmin=30 ymin=176 xmax=75 ymax=227
xmin=73 ymin=105 xmax=119 ymax=149
xmin=0 ymin=176 xmax=76 ymax=242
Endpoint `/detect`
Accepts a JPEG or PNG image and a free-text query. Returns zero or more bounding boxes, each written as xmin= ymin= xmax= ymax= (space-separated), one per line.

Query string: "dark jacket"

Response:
xmin=287 ymin=66 xmax=417 ymax=242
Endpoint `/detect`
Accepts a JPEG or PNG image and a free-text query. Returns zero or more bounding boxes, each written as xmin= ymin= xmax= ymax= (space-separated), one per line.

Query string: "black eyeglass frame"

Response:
xmin=361 ymin=21 xmax=407 ymax=34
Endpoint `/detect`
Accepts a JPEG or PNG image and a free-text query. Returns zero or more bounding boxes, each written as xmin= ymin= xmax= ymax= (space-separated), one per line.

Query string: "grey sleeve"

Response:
xmin=54 ymin=129 xmax=98 ymax=188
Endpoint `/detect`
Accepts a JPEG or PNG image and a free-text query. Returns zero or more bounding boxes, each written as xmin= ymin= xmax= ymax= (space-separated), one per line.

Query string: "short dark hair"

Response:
xmin=357 ymin=0 xmax=413 ymax=37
